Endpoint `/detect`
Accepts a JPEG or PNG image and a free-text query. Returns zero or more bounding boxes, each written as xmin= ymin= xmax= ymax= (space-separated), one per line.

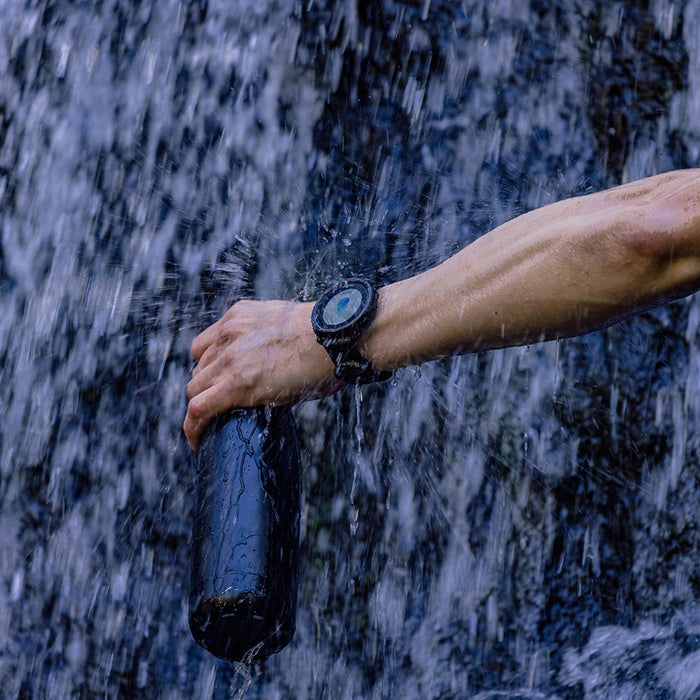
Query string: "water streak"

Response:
xmin=0 ymin=1 xmax=698 ymax=698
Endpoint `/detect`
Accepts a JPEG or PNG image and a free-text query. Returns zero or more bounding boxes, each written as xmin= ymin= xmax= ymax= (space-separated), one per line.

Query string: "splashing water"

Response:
xmin=0 ymin=1 xmax=698 ymax=698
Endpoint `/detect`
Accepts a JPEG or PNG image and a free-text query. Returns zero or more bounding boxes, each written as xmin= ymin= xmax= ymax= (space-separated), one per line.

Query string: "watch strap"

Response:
xmin=312 ymin=279 xmax=391 ymax=385
xmin=327 ymin=345 xmax=392 ymax=385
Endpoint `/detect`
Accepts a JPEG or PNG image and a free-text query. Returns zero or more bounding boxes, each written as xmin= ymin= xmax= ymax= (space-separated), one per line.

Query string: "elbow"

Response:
xmin=619 ymin=215 xmax=670 ymax=264
xmin=612 ymin=179 xmax=700 ymax=300
xmin=615 ymin=169 xmax=700 ymax=263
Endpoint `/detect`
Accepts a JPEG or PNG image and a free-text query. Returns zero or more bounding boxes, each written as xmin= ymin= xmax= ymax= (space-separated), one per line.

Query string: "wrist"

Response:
xmin=293 ymin=302 xmax=344 ymax=398
xmin=356 ymin=282 xmax=406 ymax=370
xmin=310 ymin=279 xmax=392 ymax=384
xmin=358 ymin=273 xmax=440 ymax=370
xmin=296 ymin=301 xmax=336 ymax=371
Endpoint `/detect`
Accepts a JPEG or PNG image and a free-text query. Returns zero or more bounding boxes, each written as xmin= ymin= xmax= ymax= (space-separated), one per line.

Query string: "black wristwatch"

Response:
xmin=311 ymin=278 xmax=392 ymax=385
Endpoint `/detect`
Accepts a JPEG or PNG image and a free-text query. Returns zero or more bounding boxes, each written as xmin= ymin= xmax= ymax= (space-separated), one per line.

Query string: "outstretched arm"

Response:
xmin=362 ymin=169 xmax=700 ymax=364
xmin=184 ymin=169 xmax=700 ymax=449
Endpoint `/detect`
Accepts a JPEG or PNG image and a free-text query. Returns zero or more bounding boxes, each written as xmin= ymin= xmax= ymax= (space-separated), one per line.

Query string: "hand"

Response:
xmin=183 ymin=299 xmax=342 ymax=450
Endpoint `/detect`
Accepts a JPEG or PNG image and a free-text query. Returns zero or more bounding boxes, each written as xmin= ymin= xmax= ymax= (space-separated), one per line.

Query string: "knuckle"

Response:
xmin=220 ymin=319 xmax=237 ymax=340
xmin=225 ymin=299 xmax=249 ymax=321
xmin=236 ymin=360 xmax=260 ymax=389
xmin=188 ymin=397 xmax=205 ymax=421
xmin=235 ymin=299 xmax=255 ymax=312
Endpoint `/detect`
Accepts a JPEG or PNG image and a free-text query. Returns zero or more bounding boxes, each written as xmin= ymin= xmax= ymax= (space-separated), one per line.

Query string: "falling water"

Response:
xmin=1 ymin=1 xmax=698 ymax=698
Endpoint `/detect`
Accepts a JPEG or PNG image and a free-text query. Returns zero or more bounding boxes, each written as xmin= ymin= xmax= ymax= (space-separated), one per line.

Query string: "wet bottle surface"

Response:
xmin=188 ymin=407 xmax=301 ymax=663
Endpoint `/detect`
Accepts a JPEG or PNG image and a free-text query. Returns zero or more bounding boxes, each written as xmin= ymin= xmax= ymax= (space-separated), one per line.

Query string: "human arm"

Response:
xmin=360 ymin=168 xmax=700 ymax=366
xmin=184 ymin=169 xmax=700 ymax=449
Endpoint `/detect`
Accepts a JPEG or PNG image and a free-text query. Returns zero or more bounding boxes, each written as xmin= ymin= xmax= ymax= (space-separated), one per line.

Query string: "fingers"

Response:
xmin=186 ymin=361 xmax=212 ymax=401
xmin=182 ymin=299 xmax=334 ymax=450
xmin=184 ymin=318 xmax=261 ymax=449
xmin=191 ymin=300 xmax=253 ymax=363
xmin=184 ymin=338 xmax=239 ymax=448
xmin=190 ymin=317 xmax=222 ymax=362
xmin=185 ymin=313 xmax=235 ymax=449
xmin=183 ymin=391 xmax=212 ymax=451
xmin=183 ymin=380 xmax=238 ymax=451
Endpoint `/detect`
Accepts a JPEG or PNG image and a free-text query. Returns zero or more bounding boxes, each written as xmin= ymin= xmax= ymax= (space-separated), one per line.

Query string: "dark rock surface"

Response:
xmin=0 ymin=1 xmax=698 ymax=697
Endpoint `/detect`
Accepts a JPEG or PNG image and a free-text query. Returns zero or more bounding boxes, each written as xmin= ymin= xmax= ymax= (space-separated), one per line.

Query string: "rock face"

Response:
xmin=0 ymin=1 xmax=698 ymax=698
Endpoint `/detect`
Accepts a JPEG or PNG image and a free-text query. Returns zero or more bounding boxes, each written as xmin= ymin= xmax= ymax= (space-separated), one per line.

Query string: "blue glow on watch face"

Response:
xmin=322 ymin=288 xmax=364 ymax=326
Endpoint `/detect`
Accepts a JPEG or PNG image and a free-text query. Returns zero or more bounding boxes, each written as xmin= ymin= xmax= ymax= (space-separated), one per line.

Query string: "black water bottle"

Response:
xmin=188 ymin=406 xmax=301 ymax=663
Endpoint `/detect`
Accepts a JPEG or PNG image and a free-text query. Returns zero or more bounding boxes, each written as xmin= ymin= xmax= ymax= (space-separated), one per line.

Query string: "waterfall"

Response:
xmin=1 ymin=1 xmax=698 ymax=697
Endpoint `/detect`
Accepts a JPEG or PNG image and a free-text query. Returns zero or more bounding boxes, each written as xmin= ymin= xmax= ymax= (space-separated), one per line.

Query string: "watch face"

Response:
xmin=312 ymin=278 xmax=375 ymax=335
xmin=322 ymin=287 xmax=364 ymax=327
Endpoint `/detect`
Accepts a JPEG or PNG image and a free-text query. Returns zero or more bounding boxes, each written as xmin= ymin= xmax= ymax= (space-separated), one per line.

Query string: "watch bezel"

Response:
xmin=311 ymin=278 xmax=377 ymax=343
xmin=311 ymin=278 xmax=391 ymax=385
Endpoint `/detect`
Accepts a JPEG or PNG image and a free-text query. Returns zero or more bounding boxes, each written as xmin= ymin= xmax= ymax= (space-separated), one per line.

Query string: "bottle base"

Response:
xmin=189 ymin=590 xmax=295 ymax=664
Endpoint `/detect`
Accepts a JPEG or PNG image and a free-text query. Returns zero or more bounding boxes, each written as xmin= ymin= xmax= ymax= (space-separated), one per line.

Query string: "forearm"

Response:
xmin=360 ymin=169 xmax=700 ymax=369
